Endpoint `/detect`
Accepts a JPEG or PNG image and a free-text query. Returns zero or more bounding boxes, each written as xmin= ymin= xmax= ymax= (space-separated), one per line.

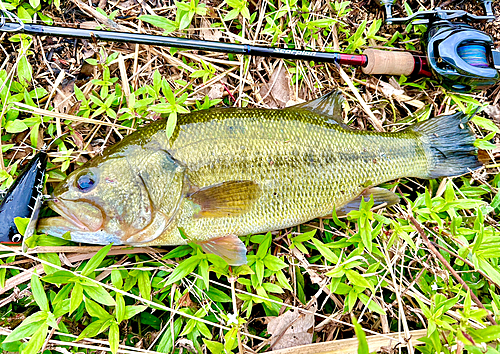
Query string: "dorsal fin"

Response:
xmin=287 ymin=90 xmax=347 ymax=127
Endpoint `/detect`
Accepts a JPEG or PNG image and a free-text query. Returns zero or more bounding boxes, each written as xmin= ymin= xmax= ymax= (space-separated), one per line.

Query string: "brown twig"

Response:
xmin=407 ymin=215 xmax=498 ymax=326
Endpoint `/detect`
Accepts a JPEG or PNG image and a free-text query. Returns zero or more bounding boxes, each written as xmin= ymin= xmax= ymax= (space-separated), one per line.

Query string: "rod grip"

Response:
xmin=362 ymin=49 xmax=415 ymax=76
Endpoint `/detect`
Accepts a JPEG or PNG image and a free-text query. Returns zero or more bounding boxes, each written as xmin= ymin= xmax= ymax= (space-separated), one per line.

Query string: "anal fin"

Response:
xmin=197 ymin=235 xmax=247 ymax=266
xmin=187 ymin=180 xmax=261 ymax=218
xmin=337 ymin=187 xmax=400 ymax=215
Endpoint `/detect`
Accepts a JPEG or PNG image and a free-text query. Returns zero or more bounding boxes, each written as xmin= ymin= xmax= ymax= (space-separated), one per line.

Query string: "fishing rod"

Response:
xmin=0 ymin=1 xmax=498 ymax=93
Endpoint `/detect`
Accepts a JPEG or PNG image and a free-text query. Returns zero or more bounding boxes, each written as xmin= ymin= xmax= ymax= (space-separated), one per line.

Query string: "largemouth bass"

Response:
xmin=38 ymin=91 xmax=481 ymax=265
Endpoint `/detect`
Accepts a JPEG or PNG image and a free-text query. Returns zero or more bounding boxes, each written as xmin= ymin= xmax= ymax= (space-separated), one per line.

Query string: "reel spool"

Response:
xmin=426 ymin=22 xmax=499 ymax=92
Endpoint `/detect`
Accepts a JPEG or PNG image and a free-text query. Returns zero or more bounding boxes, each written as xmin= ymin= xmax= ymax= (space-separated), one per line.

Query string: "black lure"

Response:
xmin=0 ymin=151 xmax=47 ymax=243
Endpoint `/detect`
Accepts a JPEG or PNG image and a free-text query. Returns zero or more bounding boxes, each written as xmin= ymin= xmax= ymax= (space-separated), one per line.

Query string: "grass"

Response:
xmin=0 ymin=0 xmax=500 ymax=353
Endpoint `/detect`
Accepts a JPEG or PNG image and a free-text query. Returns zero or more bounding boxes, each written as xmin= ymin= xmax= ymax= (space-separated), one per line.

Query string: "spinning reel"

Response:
xmin=378 ymin=0 xmax=500 ymax=92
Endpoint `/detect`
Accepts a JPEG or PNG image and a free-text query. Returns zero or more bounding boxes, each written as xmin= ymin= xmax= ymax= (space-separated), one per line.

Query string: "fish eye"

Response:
xmin=76 ymin=171 xmax=97 ymax=193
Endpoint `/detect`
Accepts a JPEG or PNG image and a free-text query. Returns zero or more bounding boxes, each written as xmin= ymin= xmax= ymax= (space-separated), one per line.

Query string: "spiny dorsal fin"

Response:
xmin=288 ymin=90 xmax=346 ymax=127
xmin=337 ymin=187 xmax=400 ymax=215
xmin=196 ymin=235 xmax=247 ymax=265
xmin=187 ymin=180 xmax=261 ymax=218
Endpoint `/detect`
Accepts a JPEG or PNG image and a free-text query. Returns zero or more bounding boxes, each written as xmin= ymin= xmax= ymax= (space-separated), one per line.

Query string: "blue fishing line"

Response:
xmin=458 ymin=44 xmax=490 ymax=68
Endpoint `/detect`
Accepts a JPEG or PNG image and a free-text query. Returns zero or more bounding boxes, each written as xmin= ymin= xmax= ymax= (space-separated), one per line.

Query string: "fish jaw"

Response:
xmin=49 ymin=197 xmax=104 ymax=232
xmin=37 ymin=217 xmax=124 ymax=245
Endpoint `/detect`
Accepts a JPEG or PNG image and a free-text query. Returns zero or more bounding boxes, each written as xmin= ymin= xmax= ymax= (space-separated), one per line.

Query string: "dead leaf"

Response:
xmin=53 ymin=79 xmax=77 ymax=114
xmin=260 ymin=63 xmax=291 ymax=108
xmin=207 ymin=83 xmax=225 ymax=100
xmin=267 ymin=307 xmax=316 ymax=350
xmin=483 ymin=105 xmax=500 ymax=125
xmin=200 ymin=18 xmax=222 ymax=42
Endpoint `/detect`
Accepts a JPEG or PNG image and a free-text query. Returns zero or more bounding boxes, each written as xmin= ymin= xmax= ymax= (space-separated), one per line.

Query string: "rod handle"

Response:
xmin=362 ymin=49 xmax=415 ymax=76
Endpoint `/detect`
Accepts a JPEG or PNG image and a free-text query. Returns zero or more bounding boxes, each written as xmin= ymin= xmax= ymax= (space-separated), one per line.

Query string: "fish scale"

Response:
xmin=163 ymin=107 xmax=427 ymax=243
xmin=38 ymin=91 xmax=481 ymax=265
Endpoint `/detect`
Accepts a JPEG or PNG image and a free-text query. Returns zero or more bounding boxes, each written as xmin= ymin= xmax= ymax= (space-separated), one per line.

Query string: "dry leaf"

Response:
xmin=200 ymin=18 xmax=222 ymax=42
xmin=267 ymin=307 xmax=315 ymax=350
xmin=260 ymin=63 xmax=291 ymax=108
xmin=53 ymin=79 xmax=77 ymax=114
xmin=207 ymin=83 xmax=225 ymax=100
xmin=483 ymin=105 xmax=500 ymax=125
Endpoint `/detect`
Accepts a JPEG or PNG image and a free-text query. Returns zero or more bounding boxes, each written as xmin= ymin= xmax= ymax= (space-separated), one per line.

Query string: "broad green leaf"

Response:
xmin=84 ymin=284 xmax=116 ymax=306
xmin=352 ymin=316 xmax=369 ymax=354
xmin=166 ymin=256 xmax=200 ymax=285
xmin=31 ymin=273 xmax=49 ymax=312
xmin=165 ymin=112 xmax=177 ymax=139
xmin=81 ymin=244 xmax=112 ymax=276
xmin=137 ymin=271 xmax=151 ymax=300
xmin=21 ymin=322 xmax=48 ymax=354
xmin=204 ymin=339 xmax=224 ymax=354
xmin=70 ymin=283 xmax=83 ymax=314
xmin=115 ymin=293 xmax=125 ymax=323
xmin=345 ymin=270 xmax=374 ymax=292
xmin=43 ymin=270 xmax=78 ymax=284
xmin=4 ymin=314 xmax=45 ymax=343
xmin=124 ymin=305 xmax=147 ymax=320
xmin=38 ymin=252 xmax=61 ymax=275
xmin=111 ymin=268 xmax=123 ymax=290
xmin=5 ymin=119 xmax=28 ymax=133
xmin=312 ymin=239 xmax=338 ymax=263
xmin=157 ymin=318 xmax=183 ymax=352
xmin=17 ymin=55 xmax=32 ymax=86
xmin=109 ymin=322 xmax=119 ymax=354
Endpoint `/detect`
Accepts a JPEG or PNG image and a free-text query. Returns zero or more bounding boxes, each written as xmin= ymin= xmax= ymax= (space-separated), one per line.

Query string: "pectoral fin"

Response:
xmin=187 ymin=180 xmax=261 ymax=218
xmin=197 ymin=235 xmax=247 ymax=265
xmin=337 ymin=187 xmax=400 ymax=215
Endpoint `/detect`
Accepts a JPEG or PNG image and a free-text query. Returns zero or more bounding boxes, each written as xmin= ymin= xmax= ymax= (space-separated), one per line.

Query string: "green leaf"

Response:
xmin=157 ymin=318 xmax=183 ymax=352
xmin=358 ymin=293 xmax=386 ymax=315
xmin=21 ymin=322 xmax=48 ymax=354
xmin=124 ymin=305 xmax=147 ymax=320
xmin=263 ymin=254 xmax=287 ymax=271
xmin=83 ymin=284 xmax=116 ymax=306
xmin=312 ymin=239 xmax=338 ymax=263
xmin=17 ymin=55 xmax=32 ymax=86
xmin=70 ymin=283 xmax=83 ymax=314
xmin=5 ymin=119 xmax=28 ymax=133
xmin=29 ymin=0 xmax=40 ymax=9
xmin=109 ymin=322 xmax=119 ymax=354
xmin=345 ymin=270 xmax=374 ymax=292
xmin=472 ymin=115 xmax=500 ymax=133
xmin=166 ymin=256 xmax=200 ymax=285
xmin=352 ymin=316 xmax=369 ymax=354
xmin=76 ymin=319 xmax=108 ymax=341
xmin=4 ymin=315 xmax=45 ymax=343
xmin=137 ymin=271 xmax=151 ymax=300
xmin=31 ymin=273 xmax=49 ymax=312
xmin=38 ymin=252 xmax=61 ymax=275
xmin=43 ymin=270 xmax=78 ymax=284
xmin=256 ymin=232 xmax=272 ymax=259
xmin=165 ymin=112 xmax=178 ymax=139
xmin=111 ymin=268 xmax=123 ymax=290
xmin=204 ymin=339 xmax=225 ymax=354
xmin=224 ymin=8 xmax=240 ymax=21
xmin=205 ymin=287 xmax=232 ymax=302
xmin=115 ymin=293 xmax=126 ymax=323
xmin=85 ymin=298 xmax=112 ymax=320
xmin=81 ymin=244 xmax=112 ymax=276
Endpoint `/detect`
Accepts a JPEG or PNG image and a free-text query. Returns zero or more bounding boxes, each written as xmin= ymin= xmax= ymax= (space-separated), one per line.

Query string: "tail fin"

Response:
xmin=412 ymin=111 xmax=482 ymax=179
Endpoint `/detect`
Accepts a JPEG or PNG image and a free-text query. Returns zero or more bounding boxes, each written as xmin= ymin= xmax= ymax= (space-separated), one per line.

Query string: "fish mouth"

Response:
xmin=37 ymin=217 xmax=123 ymax=245
xmin=49 ymin=197 xmax=104 ymax=232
